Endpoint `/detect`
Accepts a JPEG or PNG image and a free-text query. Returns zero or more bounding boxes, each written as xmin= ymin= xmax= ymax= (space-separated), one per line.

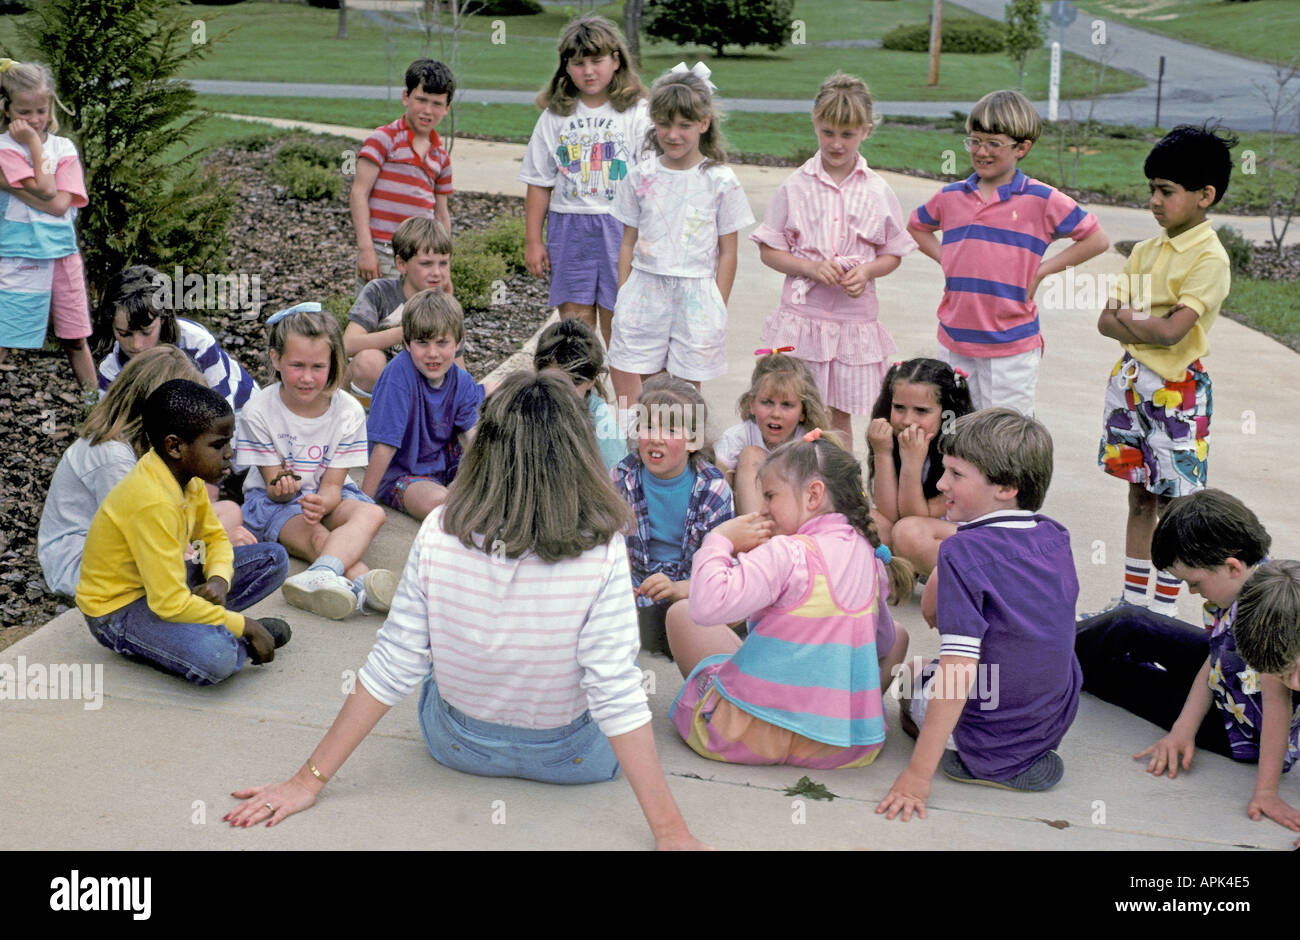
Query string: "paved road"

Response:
xmin=949 ymin=0 xmax=1292 ymax=131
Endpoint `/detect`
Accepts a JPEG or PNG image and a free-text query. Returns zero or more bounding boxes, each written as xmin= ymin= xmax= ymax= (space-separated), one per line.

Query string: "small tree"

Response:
xmin=13 ymin=0 xmax=235 ymax=306
xmin=643 ymin=0 xmax=795 ymax=57
xmin=1254 ymin=55 xmax=1300 ymax=255
xmin=1004 ymin=0 xmax=1044 ymax=92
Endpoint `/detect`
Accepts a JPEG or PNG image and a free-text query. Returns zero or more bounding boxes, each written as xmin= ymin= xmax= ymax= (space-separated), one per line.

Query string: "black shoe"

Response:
xmin=259 ymin=617 xmax=292 ymax=649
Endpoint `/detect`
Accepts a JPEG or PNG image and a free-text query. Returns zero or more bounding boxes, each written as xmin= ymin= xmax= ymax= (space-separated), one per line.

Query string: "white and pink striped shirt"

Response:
xmin=359 ymin=508 xmax=651 ymax=738
xmin=358 ymin=117 xmax=452 ymax=244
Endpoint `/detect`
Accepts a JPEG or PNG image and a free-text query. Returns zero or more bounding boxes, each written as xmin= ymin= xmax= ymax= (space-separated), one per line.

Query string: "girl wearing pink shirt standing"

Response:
xmin=753 ymin=73 xmax=916 ymax=445
xmin=668 ymin=430 xmax=913 ymax=768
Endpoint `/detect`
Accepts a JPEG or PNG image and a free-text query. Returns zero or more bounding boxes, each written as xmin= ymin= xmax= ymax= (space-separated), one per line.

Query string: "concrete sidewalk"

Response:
xmin=3 ymin=136 xmax=1297 ymax=851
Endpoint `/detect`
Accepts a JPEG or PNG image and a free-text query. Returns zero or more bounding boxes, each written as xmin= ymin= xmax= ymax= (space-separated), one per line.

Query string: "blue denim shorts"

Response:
xmin=242 ymin=480 xmax=374 ymax=543
xmin=417 ymin=674 xmax=620 ymax=785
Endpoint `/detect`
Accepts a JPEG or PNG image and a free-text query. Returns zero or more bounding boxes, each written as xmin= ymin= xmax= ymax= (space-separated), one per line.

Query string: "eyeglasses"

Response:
xmin=962 ymin=136 xmax=1019 ymax=152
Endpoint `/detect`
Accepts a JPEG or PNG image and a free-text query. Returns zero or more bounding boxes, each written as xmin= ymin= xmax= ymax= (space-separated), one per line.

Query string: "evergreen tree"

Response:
xmin=13 ymin=0 xmax=236 ymax=304
xmin=644 ymin=0 xmax=795 ymax=57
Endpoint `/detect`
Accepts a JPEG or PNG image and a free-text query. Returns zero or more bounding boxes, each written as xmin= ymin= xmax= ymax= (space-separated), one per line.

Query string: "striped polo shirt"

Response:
xmin=358 ymin=116 xmax=453 ymax=243
xmin=911 ymin=169 xmax=1099 ymax=358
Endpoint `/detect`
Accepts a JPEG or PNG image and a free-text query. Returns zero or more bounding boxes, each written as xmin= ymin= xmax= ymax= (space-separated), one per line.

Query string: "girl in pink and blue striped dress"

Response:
xmin=668 ymin=430 xmax=914 ymax=768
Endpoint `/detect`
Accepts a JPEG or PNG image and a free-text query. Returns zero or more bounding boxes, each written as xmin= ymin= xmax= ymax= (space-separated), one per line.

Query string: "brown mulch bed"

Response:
xmin=0 ymin=135 xmax=551 ymax=645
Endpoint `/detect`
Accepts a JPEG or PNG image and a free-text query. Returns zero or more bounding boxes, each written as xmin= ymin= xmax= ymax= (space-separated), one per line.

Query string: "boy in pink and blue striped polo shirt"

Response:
xmin=908 ymin=90 xmax=1109 ymax=415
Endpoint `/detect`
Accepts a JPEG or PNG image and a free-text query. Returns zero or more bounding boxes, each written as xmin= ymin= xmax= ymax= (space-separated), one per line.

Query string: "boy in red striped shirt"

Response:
xmin=351 ymin=59 xmax=456 ymax=284
xmin=908 ymin=90 xmax=1109 ymax=415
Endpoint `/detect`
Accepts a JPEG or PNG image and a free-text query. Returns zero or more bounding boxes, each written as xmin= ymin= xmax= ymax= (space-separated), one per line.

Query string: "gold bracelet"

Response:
xmin=308 ymin=758 xmax=330 ymax=783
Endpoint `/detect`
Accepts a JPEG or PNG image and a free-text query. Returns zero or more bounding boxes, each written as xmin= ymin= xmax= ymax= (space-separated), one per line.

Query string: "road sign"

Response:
xmin=1049 ymin=0 xmax=1077 ymax=27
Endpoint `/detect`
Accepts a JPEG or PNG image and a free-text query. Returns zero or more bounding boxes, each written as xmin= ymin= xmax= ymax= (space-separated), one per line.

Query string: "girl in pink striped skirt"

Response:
xmin=753 ymin=73 xmax=916 ymax=445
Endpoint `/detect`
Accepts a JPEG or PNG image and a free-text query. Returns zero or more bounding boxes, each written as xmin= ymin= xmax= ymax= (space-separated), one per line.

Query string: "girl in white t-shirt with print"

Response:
xmin=520 ymin=15 xmax=650 ymax=348
xmin=235 ymin=304 xmax=397 ymax=621
xmin=607 ymin=64 xmax=754 ymax=416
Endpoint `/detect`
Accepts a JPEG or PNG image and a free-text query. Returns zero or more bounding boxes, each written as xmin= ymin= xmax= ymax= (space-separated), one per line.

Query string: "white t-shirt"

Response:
xmin=38 ymin=437 xmax=137 ymax=597
xmin=518 ymin=99 xmax=652 ymax=214
xmin=235 ymin=384 xmax=369 ymax=494
xmin=713 ymin=420 xmax=807 ymax=471
xmin=612 ymin=155 xmax=755 ymax=277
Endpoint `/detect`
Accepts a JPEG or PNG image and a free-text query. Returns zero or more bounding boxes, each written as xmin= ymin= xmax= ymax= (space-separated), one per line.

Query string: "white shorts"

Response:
xmin=608 ymin=268 xmax=728 ymax=382
xmin=936 ymin=346 xmax=1041 ymax=415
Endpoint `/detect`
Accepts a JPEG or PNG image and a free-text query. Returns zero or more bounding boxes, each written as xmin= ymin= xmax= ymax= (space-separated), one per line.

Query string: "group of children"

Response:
xmin=9 ymin=12 xmax=1297 ymax=847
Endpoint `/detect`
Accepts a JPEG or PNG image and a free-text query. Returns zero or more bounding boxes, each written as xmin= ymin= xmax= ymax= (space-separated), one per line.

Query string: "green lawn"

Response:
xmin=1224 ymin=276 xmax=1300 ymax=351
xmin=0 ymin=2 xmax=1141 ymax=102
xmin=1068 ymin=0 xmax=1300 ymax=65
xmin=193 ymin=94 xmax=1299 ymax=215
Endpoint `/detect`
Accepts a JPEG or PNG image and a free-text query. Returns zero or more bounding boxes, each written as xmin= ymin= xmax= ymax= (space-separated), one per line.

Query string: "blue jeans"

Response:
xmin=417 ymin=675 xmax=620 ymax=784
xmin=1075 ymin=605 xmax=1232 ymax=757
xmin=84 ymin=542 xmax=289 ymax=686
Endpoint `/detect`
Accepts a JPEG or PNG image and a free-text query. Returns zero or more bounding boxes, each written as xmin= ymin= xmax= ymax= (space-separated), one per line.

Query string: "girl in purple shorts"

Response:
xmin=519 ymin=15 xmax=650 ymax=348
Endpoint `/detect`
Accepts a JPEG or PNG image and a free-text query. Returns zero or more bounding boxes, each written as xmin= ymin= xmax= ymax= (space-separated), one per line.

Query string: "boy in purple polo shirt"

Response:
xmin=360 ymin=290 xmax=484 ymax=521
xmin=351 ymin=59 xmax=456 ymax=284
xmin=878 ymin=409 xmax=1080 ymax=822
xmin=908 ymin=90 xmax=1109 ymax=415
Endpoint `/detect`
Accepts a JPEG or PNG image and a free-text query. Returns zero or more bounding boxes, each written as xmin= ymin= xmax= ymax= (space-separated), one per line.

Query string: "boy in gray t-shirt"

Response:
xmin=343 ymin=216 xmax=458 ymax=403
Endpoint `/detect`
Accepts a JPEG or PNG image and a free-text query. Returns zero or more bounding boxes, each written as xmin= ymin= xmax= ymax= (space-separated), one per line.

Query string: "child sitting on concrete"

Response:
xmin=76 ymin=379 xmax=291 ymax=685
xmin=878 ymin=408 xmax=1081 ymax=821
xmin=360 ymin=290 xmax=484 ymax=520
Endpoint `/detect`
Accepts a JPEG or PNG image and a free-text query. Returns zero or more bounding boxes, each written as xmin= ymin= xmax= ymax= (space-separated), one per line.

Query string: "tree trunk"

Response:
xmin=624 ymin=0 xmax=643 ymax=68
xmin=928 ymin=0 xmax=942 ymax=86
xmin=337 ymin=0 xmax=347 ymax=40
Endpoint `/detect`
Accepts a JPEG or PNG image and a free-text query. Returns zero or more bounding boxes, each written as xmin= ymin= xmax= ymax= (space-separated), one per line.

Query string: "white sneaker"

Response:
xmin=356 ymin=569 xmax=397 ymax=614
xmin=282 ymin=568 xmax=357 ymax=620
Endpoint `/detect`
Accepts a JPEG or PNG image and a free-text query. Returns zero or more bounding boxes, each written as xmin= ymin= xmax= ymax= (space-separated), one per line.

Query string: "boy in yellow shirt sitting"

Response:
xmin=76 ymin=380 xmax=292 ymax=684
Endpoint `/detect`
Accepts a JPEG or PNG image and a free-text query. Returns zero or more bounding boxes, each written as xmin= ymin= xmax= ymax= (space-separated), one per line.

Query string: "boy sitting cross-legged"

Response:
xmin=878 ymin=408 xmax=1081 ymax=820
xmin=361 ymin=290 xmax=485 ymax=520
xmin=342 ymin=216 xmax=460 ymax=405
xmin=76 ymin=379 xmax=291 ymax=685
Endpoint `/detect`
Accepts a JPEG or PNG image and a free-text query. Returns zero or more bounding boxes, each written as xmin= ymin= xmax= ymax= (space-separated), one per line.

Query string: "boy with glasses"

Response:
xmin=907 ymin=90 xmax=1109 ymax=414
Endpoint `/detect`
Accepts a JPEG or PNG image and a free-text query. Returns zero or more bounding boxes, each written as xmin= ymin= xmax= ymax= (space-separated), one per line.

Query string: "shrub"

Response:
xmin=644 ymin=0 xmax=795 ymax=56
xmin=451 ymin=232 xmax=508 ymax=310
xmin=480 ymin=217 xmax=527 ymax=273
xmin=881 ymin=18 xmax=1005 ymax=54
xmin=268 ymin=141 xmax=343 ymax=200
xmin=1216 ymin=225 xmax=1255 ymax=276
xmin=467 ymin=0 xmax=543 ymax=14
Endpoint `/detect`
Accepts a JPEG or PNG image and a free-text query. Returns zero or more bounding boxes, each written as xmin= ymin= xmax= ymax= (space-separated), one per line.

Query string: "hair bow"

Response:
xmin=754 ymin=346 xmax=795 ymax=356
xmin=874 ymin=544 xmax=892 ymax=564
xmin=267 ymin=301 xmax=322 ymax=326
xmin=669 ymin=61 xmax=717 ymax=93
xmin=802 ymin=427 xmax=823 ymax=443
xmin=952 ymin=366 xmax=968 ymax=380
xmin=0 ymin=58 xmax=18 ymax=74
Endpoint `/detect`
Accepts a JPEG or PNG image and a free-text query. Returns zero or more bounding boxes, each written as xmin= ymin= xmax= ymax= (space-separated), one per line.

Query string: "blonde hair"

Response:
xmin=644 ymin=70 xmax=728 ymax=166
xmin=442 ymin=371 xmax=631 ymax=562
xmin=268 ymin=307 xmax=348 ymax=394
xmin=812 ymin=72 xmax=875 ymax=129
xmin=537 ymin=15 xmax=646 ymax=116
xmin=967 ymin=89 xmax=1041 ymax=143
xmin=738 ymin=353 xmax=832 ymax=436
xmin=0 ymin=59 xmax=64 ymax=135
xmin=80 ymin=346 xmax=204 ymax=456
xmin=402 ymin=289 xmax=465 ymax=344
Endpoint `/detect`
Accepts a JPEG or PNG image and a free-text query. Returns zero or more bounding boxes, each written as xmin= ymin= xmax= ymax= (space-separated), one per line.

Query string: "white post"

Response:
xmin=1048 ymin=41 xmax=1061 ymax=122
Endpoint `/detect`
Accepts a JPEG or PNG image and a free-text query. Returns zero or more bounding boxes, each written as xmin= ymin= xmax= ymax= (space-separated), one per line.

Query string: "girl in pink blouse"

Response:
xmin=753 ymin=73 xmax=916 ymax=445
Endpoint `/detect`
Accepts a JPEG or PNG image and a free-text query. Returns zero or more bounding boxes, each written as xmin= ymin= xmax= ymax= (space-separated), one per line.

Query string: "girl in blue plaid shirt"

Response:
xmin=612 ymin=374 xmax=733 ymax=657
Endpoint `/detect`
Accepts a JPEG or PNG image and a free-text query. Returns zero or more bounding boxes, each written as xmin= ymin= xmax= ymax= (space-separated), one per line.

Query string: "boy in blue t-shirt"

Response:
xmin=360 ymin=290 xmax=484 ymax=520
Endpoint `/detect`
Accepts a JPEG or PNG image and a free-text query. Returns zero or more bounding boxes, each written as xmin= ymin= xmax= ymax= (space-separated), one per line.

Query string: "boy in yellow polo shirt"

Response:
xmin=1094 ymin=123 xmax=1236 ymax=618
xmin=77 ymin=380 xmax=292 ymax=684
